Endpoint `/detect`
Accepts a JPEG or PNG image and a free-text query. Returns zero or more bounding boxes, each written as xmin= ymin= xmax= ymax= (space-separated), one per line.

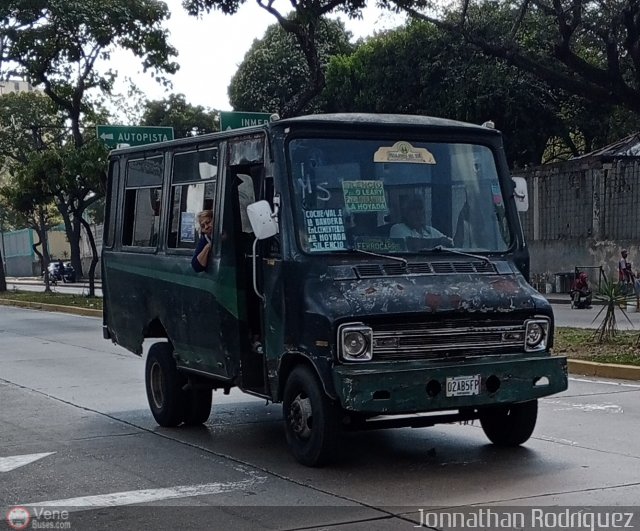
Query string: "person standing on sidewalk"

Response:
xmin=619 ymin=249 xmax=634 ymax=284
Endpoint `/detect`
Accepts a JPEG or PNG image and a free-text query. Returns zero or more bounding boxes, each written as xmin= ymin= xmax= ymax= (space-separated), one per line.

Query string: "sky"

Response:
xmin=112 ymin=0 xmax=405 ymax=112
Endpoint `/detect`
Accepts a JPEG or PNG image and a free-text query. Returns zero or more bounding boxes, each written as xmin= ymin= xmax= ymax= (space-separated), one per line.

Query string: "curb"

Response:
xmin=0 ymin=298 xmax=102 ymax=318
xmin=567 ymin=359 xmax=640 ymax=381
xmin=1 ymin=299 xmax=638 ymax=381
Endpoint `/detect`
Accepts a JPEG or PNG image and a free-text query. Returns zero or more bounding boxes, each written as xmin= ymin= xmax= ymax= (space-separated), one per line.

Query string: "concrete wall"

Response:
xmin=528 ymin=239 xmax=633 ymax=291
xmin=518 ymin=155 xmax=640 ymax=288
xmin=2 ymin=229 xmax=35 ymax=276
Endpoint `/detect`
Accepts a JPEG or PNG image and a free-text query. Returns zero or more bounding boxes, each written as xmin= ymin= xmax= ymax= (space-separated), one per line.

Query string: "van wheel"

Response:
xmin=182 ymin=389 xmax=212 ymax=426
xmin=283 ymin=366 xmax=340 ymax=467
xmin=479 ymin=400 xmax=538 ymax=446
xmin=145 ymin=342 xmax=185 ymax=427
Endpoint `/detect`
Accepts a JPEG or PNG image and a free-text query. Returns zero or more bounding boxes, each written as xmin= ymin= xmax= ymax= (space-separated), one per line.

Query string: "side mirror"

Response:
xmin=512 ymin=176 xmax=529 ymax=212
xmin=246 ymin=200 xmax=278 ymax=240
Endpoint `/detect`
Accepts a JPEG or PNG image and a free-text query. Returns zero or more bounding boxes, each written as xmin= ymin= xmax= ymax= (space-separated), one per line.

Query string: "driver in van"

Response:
xmin=191 ymin=209 xmax=213 ymax=272
xmin=390 ymin=196 xmax=450 ymax=242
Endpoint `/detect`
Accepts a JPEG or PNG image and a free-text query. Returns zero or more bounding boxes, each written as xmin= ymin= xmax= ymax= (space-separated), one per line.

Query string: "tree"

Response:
xmin=229 ymin=18 xmax=354 ymax=115
xmin=0 ymin=91 xmax=67 ymax=289
xmin=0 ymin=151 xmax=61 ymax=292
xmin=392 ymin=0 xmax=640 ymax=115
xmin=322 ymin=17 xmax=637 ymax=166
xmin=1 ymin=0 xmax=179 ymax=278
xmin=184 ymin=0 xmax=366 ymax=116
xmin=141 ymin=94 xmax=220 ymax=136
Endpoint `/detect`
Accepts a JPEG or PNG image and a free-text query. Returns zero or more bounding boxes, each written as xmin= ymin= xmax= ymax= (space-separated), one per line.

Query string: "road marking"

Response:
xmin=26 ymin=477 xmax=266 ymax=510
xmin=546 ymin=399 xmax=624 ymax=413
xmin=569 ymin=377 xmax=640 ymax=388
xmin=0 ymin=453 xmax=55 ymax=473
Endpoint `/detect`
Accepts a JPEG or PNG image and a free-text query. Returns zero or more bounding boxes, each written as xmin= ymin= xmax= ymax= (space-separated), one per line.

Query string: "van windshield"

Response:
xmin=288 ymin=138 xmax=512 ymax=254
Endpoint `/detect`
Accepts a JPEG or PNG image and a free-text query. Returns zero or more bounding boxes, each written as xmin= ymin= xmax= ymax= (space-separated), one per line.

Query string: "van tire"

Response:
xmin=479 ymin=400 xmax=538 ymax=446
xmin=283 ymin=365 xmax=340 ymax=467
xmin=145 ymin=342 xmax=185 ymax=427
xmin=182 ymin=389 xmax=212 ymax=426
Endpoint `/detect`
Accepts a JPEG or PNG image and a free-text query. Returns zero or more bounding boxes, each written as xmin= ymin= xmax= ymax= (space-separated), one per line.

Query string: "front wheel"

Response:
xmin=283 ymin=366 xmax=341 ymax=467
xmin=479 ymin=400 xmax=538 ymax=446
xmin=145 ymin=342 xmax=186 ymax=427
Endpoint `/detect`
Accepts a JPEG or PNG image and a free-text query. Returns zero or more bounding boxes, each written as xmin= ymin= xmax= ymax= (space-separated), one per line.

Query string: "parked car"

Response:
xmin=47 ymin=261 xmax=76 ymax=283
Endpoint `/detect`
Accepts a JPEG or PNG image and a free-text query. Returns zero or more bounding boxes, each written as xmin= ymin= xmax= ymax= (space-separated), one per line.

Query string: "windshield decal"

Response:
xmin=374 ymin=142 xmax=436 ymax=164
xmin=355 ymin=239 xmax=404 ymax=253
xmin=342 ymin=180 xmax=387 ymax=212
xmin=305 ymin=208 xmax=348 ymax=251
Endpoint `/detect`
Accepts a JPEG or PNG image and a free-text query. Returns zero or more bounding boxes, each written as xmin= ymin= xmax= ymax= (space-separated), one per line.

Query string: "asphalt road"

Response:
xmin=1 ymin=306 xmax=640 ymax=530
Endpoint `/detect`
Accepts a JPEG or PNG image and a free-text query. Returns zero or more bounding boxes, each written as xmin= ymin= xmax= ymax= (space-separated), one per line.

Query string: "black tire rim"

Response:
xmin=289 ymin=392 xmax=313 ymax=440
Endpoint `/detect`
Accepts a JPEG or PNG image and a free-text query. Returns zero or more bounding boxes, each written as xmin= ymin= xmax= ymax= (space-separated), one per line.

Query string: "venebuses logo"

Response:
xmin=6 ymin=506 xmax=31 ymax=530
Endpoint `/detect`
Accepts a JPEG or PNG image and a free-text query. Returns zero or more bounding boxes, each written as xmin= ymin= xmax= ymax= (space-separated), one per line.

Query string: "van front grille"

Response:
xmin=371 ymin=318 xmax=526 ymax=361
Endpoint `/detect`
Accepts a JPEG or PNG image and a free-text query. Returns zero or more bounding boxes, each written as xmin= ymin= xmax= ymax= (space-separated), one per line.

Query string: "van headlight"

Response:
xmin=339 ymin=323 xmax=373 ymax=361
xmin=524 ymin=318 xmax=549 ymax=352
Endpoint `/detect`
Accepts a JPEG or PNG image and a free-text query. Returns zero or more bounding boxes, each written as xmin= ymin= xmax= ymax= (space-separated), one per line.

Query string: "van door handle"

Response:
xmin=251 ymin=238 xmax=265 ymax=303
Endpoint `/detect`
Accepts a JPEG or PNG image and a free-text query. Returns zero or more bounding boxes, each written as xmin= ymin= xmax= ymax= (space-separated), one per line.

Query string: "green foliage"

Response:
xmin=0 ymin=92 xmax=67 ymax=168
xmin=1 ymin=0 xmax=177 ymax=279
xmin=395 ymin=0 xmax=640 ymax=116
xmin=141 ymin=94 xmax=219 ymax=137
xmin=592 ymin=279 xmax=634 ymax=343
xmin=1 ymin=0 xmax=178 ymax=96
xmin=322 ymin=20 xmax=633 ymax=167
xmin=229 ymin=18 xmax=354 ymax=115
xmin=185 ymin=0 xmax=365 ymax=116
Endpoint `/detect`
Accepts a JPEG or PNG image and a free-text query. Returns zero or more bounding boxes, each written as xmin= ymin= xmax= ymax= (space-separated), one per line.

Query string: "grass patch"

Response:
xmin=555 ymin=327 xmax=640 ymax=366
xmin=0 ymin=289 xmax=102 ymax=311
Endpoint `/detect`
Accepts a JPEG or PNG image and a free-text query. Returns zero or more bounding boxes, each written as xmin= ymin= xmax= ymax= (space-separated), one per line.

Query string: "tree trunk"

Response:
xmin=80 ymin=217 xmax=98 ymax=297
xmin=56 ymin=197 xmax=84 ymax=279
xmin=32 ymin=228 xmax=53 ymax=293
xmin=69 ymin=217 xmax=83 ymax=278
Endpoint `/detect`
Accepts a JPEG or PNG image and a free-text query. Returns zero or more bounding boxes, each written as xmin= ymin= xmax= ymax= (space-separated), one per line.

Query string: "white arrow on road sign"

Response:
xmin=100 ymin=133 xmax=114 ymax=140
xmin=0 ymin=452 xmax=55 ymax=472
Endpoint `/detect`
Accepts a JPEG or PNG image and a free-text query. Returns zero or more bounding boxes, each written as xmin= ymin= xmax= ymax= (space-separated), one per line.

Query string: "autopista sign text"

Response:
xmin=96 ymin=125 xmax=174 ymax=148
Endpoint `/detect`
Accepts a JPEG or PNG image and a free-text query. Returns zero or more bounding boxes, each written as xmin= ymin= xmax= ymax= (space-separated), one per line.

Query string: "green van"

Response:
xmin=102 ymin=113 xmax=567 ymax=466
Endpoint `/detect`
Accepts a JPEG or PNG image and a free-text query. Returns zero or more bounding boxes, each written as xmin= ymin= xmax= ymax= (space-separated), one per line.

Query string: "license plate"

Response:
xmin=446 ymin=375 xmax=481 ymax=397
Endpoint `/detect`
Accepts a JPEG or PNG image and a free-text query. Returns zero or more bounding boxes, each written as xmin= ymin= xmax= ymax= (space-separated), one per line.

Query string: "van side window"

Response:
xmin=122 ymin=156 xmax=163 ymax=247
xmin=168 ymin=146 xmax=218 ymax=249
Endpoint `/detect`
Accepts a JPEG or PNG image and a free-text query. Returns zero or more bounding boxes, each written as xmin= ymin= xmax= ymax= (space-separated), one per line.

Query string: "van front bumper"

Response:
xmin=332 ymin=355 xmax=567 ymax=414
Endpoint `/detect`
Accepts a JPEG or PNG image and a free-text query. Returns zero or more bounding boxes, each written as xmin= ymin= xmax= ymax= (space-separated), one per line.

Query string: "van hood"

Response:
xmin=304 ymin=261 xmax=549 ymax=321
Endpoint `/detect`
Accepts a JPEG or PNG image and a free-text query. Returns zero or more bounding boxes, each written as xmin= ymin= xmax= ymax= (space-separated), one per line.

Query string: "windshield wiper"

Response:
xmin=346 ymin=247 xmax=408 ymax=267
xmin=422 ymin=245 xmax=492 ymax=264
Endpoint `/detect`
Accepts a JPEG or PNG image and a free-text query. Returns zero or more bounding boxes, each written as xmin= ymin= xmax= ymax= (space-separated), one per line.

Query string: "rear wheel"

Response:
xmin=283 ymin=365 xmax=341 ymax=467
xmin=479 ymin=400 xmax=538 ymax=446
xmin=182 ymin=388 xmax=212 ymax=426
xmin=145 ymin=342 xmax=186 ymax=427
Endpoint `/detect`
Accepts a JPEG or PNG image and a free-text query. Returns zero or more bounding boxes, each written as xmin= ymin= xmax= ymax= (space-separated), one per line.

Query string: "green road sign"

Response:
xmin=96 ymin=125 xmax=174 ymax=148
xmin=219 ymin=111 xmax=272 ymax=131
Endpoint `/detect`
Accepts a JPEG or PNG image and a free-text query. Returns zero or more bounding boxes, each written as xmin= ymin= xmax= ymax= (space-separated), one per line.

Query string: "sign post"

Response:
xmin=219 ymin=112 xmax=273 ymax=131
xmin=96 ymin=125 xmax=174 ymax=148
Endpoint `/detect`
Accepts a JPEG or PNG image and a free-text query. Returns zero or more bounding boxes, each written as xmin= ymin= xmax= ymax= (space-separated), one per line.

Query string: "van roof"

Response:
xmin=108 ymin=113 xmax=498 ymax=155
